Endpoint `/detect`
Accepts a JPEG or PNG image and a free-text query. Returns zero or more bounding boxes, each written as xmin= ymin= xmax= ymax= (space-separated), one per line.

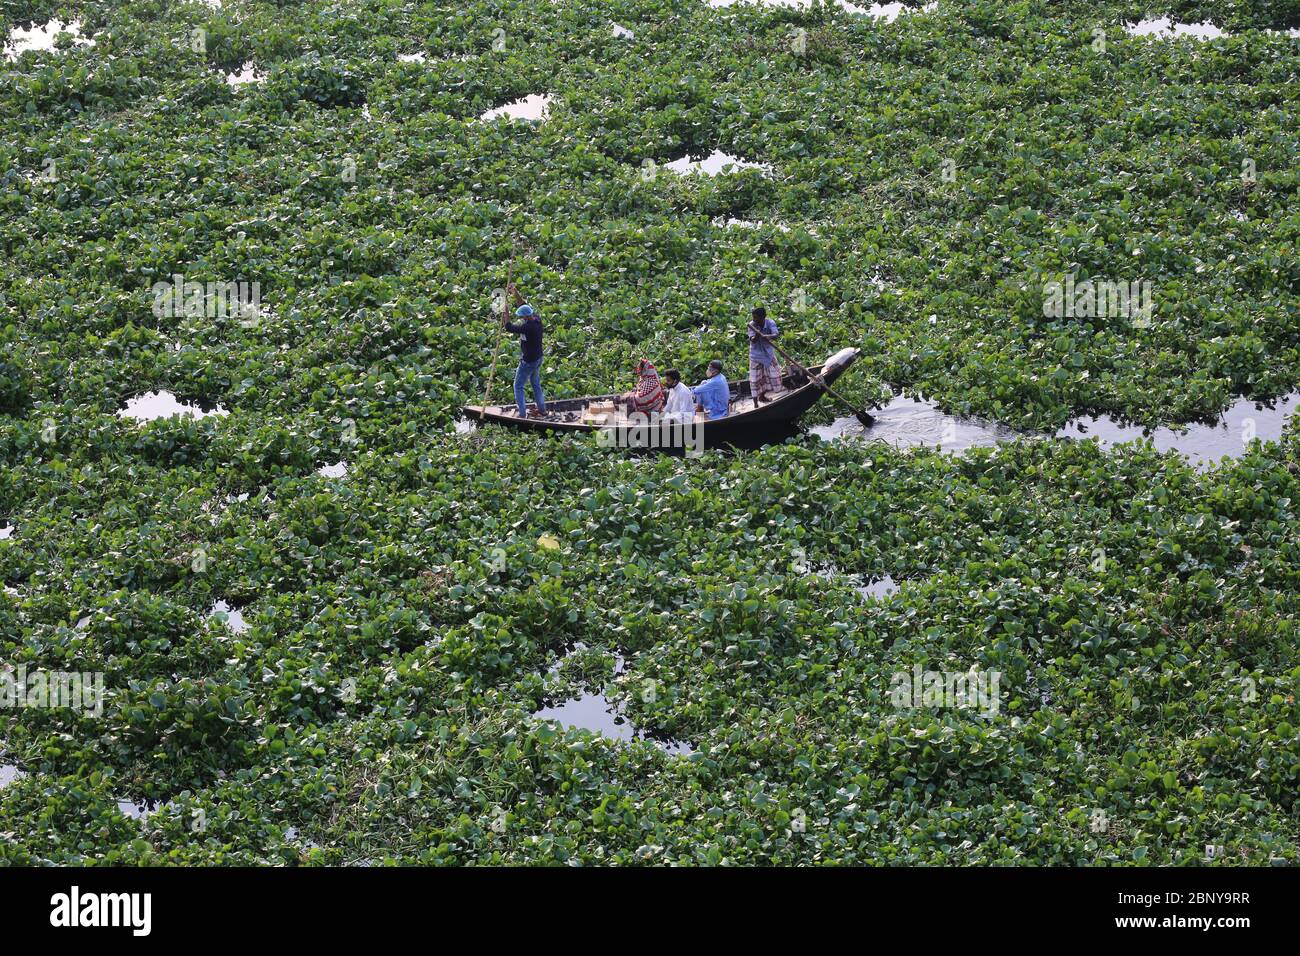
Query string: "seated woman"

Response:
xmin=621 ymin=359 xmax=666 ymax=416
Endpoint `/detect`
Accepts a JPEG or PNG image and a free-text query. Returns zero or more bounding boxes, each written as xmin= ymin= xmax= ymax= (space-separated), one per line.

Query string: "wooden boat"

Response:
xmin=463 ymin=347 xmax=860 ymax=451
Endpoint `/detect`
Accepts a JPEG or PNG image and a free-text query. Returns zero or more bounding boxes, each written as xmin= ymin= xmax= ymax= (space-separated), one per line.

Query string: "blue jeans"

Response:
xmin=513 ymin=358 xmax=546 ymax=416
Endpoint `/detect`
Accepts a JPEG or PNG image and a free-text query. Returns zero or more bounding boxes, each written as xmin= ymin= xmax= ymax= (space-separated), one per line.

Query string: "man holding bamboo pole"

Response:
xmin=503 ymin=282 xmax=548 ymax=418
xmin=746 ymin=306 xmax=782 ymax=404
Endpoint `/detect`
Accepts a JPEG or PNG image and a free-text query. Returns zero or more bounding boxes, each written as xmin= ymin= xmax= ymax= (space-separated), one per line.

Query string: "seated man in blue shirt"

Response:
xmin=691 ymin=359 xmax=730 ymax=420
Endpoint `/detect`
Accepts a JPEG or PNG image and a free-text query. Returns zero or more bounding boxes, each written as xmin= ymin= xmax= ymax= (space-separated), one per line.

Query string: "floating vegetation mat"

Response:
xmin=1 ymin=0 xmax=1298 ymax=866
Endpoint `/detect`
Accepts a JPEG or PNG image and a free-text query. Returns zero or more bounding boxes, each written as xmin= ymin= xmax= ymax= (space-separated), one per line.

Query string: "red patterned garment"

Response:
xmin=628 ymin=359 xmax=666 ymax=413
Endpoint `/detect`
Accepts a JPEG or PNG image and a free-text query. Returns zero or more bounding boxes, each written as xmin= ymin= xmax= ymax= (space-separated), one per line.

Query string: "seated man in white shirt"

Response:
xmin=661 ymin=368 xmax=696 ymax=423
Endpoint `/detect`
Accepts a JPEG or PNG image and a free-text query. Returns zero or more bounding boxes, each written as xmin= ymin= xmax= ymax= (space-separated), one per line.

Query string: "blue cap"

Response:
xmin=515 ymin=305 xmax=535 ymax=318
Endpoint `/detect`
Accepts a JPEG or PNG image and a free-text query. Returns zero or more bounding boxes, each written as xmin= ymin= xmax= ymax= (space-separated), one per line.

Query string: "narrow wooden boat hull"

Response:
xmin=463 ymin=347 xmax=860 ymax=450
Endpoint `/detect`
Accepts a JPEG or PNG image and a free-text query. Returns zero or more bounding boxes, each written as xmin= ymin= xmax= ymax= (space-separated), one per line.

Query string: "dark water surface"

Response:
xmin=209 ymin=600 xmax=251 ymax=634
xmin=479 ymin=94 xmax=552 ymax=122
xmin=533 ymin=694 xmax=693 ymax=755
xmin=3 ymin=19 xmax=92 ymax=57
xmin=857 ymin=575 xmax=900 ymax=600
xmin=0 ymin=760 xmax=24 ymax=789
xmin=118 ymin=390 xmax=228 ymax=422
xmin=1056 ymin=392 xmax=1300 ymax=469
xmin=816 ymin=390 xmax=1299 ymax=470
xmin=533 ymin=648 xmax=694 ymax=756
xmin=812 ymin=394 xmax=1023 ymax=452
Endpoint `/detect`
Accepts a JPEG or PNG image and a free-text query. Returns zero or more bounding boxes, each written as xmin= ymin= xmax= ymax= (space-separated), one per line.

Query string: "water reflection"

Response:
xmin=479 ymin=94 xmax=552 ymax=122
xmin=815 ymin=388 xmax=1299 ymax=470
xmin=209 ymin=599 xmax=250 ymax=634
xmin=118 ymin=390 xmax=228 ymax=422
xmin=1057 ymin=392 xmax=1300 ymax=469
xmin=707 ymin=0 xmax=936 ymax=14
xmin=857 ymin=575 xmax=899 ymax=599
xmin=860 ymin=2 xmax=938 ymax=20
xmin=613 ymin=23 xmax=635 ymax=39
xmin=535 ymin=694 xmax=633 ymax=742
xmin=1125 ymin=18 xmax=1224 ymax=39
xmin=1 ymin=760 xmax=161 ymax=819
xmin=118 ymin=798 xmax=158 ymax=820
xmin=664 ymin=149 xmax=771 ymax=176
xmin=0 ymin=760 xmax=24 ymax=789
xmin=534 ymin=648 xmax=693 ymax=755
xmin=1122 ymin=20 xmax=1298 ymax=39
xmin=0 ymin=522 xmax=13 ymax=540
xmin=812 ymin=393 xmax=1022 ymax=453
xmin=317 ymin=462 xmax=349 ymax=478
xmin=535 ymin=694 xmax=694 ymax=756
xmin=224 ymin=63 xmax=261 ymax=87
xmin=3 ymin=20 xmax=93 ymax=59
xmin=713 ymin=217 xmax=790 ymax=231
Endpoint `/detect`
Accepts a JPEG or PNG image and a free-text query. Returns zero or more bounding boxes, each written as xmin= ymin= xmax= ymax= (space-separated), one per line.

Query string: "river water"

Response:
xmin=533 ymin=647 xmax=694 ymax=755
xmin=815 ymin=390 xmax=1299 ymax=470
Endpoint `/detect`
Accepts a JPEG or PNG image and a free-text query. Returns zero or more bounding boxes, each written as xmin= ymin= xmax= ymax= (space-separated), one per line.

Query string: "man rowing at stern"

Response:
xmin=746 ymin=305 xmax=782 ymax=404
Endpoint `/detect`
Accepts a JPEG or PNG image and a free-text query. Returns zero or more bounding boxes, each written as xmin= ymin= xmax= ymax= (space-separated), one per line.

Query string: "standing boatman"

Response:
xmin=503 ymin=282 xmax=548 ymax=418
xmin=746 ymin=306 xmax=782 ymax=403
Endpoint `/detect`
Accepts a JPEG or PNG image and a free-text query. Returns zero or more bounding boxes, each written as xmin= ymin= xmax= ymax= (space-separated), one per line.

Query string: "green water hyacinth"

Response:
xmin=0 ymin=0 xmax=1297 ymax=865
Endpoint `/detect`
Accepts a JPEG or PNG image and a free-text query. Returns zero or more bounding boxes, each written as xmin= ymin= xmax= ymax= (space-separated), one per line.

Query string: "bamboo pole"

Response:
xmin=751 ymin=323 xmax=875 ymax=427
xmin=481 ymin=240 xmax=516 ymax=411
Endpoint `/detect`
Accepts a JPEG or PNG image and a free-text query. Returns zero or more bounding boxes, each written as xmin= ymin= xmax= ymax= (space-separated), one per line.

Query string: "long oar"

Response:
xmin=481 ymin=240 xmax=516 ymax=412
xmin=752 ymin=325 xmax=875 ymax=427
